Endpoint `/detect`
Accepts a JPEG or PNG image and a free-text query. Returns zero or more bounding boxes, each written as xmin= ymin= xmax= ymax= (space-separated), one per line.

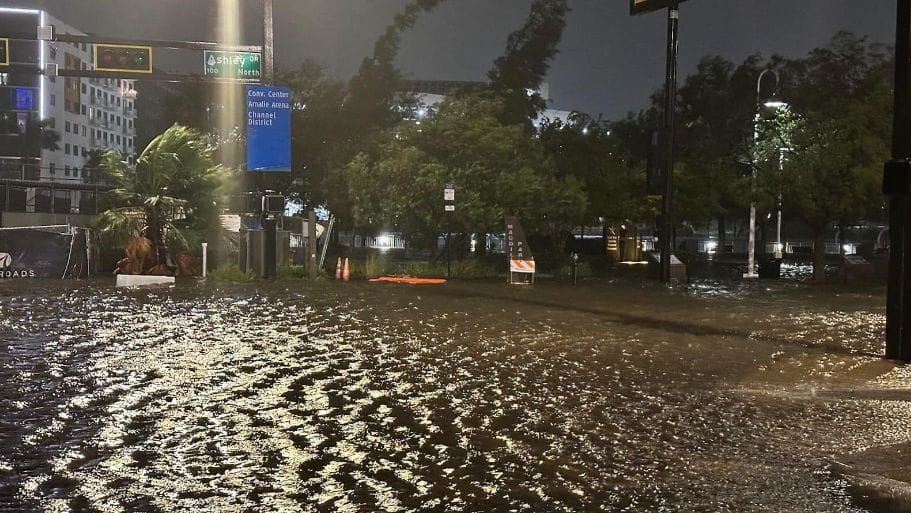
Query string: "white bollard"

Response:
xmin=202 ymin=242 xmax=208 ymax=278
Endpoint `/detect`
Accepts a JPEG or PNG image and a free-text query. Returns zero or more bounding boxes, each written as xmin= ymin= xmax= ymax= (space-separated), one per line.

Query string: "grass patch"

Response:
xmin=208 ymin=264 xmax=256 ymax=283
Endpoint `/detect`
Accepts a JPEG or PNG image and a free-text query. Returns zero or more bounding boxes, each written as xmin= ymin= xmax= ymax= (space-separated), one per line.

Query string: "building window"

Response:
xmin=64 ymin=166 xmax=70 ymax=177
xmin=49 ymin=94 xmax=55 ymax=106
xmin=81 ymin=104 xmax=86 ymax=115
xmin=81 ymin=83 xmax=86 ymax=94
xmin=117 ymin=116 xmax=121 ymax=126
xmin=116 ymin=97 xmax=121 ymax=106
xmin=73 ymin=168 xmax=79 ymax=178
xmin=103 ymin=132 xmax=108 ymax=141
xmin=73 ymin=145 xmax=79 ymax=155
xmin=82 ymin=126 xmax=86 ymax=137
xmin=49 ymin=163 xmax=55 ymax=175
xmin=65 ymin=121 xmax=71 ymax=133
xmin=116 ymin=135 xmax=121 ymax=144
xmin=64 ymin=143 xmax=70 ymax=155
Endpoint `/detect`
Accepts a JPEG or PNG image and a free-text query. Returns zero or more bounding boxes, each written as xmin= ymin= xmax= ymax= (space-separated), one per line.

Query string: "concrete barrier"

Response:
xmin=116 ymin=274 xmax=175 ymax=288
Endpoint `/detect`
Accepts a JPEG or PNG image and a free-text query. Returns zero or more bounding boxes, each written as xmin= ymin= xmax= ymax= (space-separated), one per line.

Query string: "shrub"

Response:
xmin=208 ymin=263 xmax=256 ymax=283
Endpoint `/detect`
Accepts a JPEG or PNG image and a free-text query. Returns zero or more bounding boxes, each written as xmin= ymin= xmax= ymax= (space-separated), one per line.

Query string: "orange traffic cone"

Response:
xmin=343 ymin=257 xmax=350 ymax=282
xmin=335 ymin=257 xmax=342 ymax=280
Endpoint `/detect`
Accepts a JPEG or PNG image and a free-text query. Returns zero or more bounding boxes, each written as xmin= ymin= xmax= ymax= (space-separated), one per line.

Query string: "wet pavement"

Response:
xmin=0 ymin=277 xmax=909 ymax=512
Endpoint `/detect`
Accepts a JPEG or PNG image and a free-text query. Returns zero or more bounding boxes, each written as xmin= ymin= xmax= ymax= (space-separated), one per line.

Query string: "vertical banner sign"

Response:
xmin=246 ymin=85 xmax=291 ymax=172
xmin=505 ymin=216 xmax=535 ymax=274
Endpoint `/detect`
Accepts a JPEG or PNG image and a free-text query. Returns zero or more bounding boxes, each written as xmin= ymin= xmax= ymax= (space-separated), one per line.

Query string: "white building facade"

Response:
xmin=0 ymin=7 xmax=138 ymax=214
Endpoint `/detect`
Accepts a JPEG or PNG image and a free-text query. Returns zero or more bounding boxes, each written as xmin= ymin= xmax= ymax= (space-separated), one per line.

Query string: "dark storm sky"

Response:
xmin=19 ymin=0 xmax=897 ymax=119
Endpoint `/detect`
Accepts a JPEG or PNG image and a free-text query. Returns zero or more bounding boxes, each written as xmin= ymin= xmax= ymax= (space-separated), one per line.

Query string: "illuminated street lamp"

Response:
xmin=745 ymin=69 xmax=783 ymax=279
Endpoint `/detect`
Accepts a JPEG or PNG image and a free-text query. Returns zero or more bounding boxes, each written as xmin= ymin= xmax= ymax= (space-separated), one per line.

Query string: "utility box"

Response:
xmin=841 ymin=254 xmax=873 ymax=283
xmin=647 ymin=252 xmax=688 ymax=284
xmin=240 ymin=229 xmax=290 ymax=278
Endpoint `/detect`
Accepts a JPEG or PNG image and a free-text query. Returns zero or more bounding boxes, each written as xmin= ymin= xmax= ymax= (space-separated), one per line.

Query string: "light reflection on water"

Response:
xmin=0 ymin=278 xmax=906 ymax=512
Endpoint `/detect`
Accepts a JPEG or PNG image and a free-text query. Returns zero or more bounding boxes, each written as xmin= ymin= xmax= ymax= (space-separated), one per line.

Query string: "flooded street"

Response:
xmin=1 ymin=278 xmax=909 ymax=512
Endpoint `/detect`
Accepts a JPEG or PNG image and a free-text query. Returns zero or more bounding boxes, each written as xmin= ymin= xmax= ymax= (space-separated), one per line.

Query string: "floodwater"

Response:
xmin=0 ymin=277 xmax=909 ymax=512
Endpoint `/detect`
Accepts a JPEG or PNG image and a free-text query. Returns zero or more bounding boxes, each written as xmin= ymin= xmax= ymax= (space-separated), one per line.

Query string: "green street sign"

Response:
xmin=204 ymin=51 xmax=261 ymax=79
xmin=0 ymin=38 xmax=9 ymax=67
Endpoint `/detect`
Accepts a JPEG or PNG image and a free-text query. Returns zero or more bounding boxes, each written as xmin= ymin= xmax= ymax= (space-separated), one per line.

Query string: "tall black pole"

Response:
xmin=263 ymin=0 xmax=274 ymax=84
xmin=660 ymin=1 xmax=680 ymax=283
xmin=260 ymin=0 xmax=277 ymax=279
xmin=886 ymin=0 xmax=911 ymax=361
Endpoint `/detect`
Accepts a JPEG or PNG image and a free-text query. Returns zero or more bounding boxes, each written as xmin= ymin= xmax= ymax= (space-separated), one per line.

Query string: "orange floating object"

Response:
xmin=368 ymin=276 xmax=448 ymax=285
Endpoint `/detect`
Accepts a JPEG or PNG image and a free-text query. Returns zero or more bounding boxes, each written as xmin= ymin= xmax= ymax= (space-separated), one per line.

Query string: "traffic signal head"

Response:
xmin=93 ymin=44 xmax=152 ymax=73
xmin=0 ymin=38 xmax=9 ymax=67
xmin=262 ymin=194 xmax=285 ymax=214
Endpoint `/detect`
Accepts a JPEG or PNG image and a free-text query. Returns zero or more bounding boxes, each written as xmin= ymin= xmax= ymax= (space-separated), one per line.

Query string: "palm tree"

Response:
xmin=95 ymin=124 xmax=230 ymax=275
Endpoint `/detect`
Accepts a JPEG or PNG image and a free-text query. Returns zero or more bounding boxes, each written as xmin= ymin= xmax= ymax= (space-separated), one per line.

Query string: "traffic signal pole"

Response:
xmin=885 ymin=0 xmax=911 ymax=361
xmin=260 ymin=0 xmax=278 ymax=278
xmin=660 ymin=1 xmax=680 ymax=283
xmin=263 ymin=0 xmax=274 ymax=84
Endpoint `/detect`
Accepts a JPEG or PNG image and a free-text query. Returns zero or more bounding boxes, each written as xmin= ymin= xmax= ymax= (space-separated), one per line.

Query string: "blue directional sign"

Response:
xmin=246 ymin=85 xmax=291 ymax=172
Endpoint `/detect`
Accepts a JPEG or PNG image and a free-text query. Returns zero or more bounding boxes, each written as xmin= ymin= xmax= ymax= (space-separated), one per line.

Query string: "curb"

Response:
xmin=831 ymin=459 xmax=911 ymax=513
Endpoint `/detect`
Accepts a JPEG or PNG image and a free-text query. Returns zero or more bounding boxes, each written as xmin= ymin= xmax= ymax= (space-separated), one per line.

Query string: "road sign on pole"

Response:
xmin=246 ymin=85 xmax=291 ymax=172
xmin=204 ymin=51 xmax=261 ymax=80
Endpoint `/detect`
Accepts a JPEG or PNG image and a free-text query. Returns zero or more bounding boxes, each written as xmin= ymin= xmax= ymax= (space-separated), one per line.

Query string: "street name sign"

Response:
xmin=630 ymin=0 xmax=689 ymax=15
xmin=205 ymin=51 xmax=261 ymax=79
xmin=246 ymin=85 xmax=291 ymax=172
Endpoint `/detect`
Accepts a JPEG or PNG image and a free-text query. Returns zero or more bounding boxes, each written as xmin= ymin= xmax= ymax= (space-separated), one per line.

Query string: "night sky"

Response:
xmin=16 ymin=0 xmax=898 ymax=119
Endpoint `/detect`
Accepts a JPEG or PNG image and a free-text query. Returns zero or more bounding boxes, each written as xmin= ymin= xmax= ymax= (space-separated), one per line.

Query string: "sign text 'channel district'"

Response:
xmin=246 ymin=85 xmax=291 ymax=172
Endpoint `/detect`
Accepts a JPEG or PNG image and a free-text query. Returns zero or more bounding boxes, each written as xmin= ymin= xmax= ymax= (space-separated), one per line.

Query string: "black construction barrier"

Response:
xmin=0 ymin=226 xmax=91 ymax=279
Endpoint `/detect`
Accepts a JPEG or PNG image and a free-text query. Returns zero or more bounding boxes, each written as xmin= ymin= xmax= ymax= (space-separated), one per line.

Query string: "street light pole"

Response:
xmin=746 ymin=69 xmax=779 ymax=279
xmin=775 ymin=148 xmax=785 ymax=259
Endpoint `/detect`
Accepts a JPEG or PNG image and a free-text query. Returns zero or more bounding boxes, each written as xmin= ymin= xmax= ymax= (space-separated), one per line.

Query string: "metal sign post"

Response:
xmin=632 ymin=0 xmax=683 ymax=283
xmin=444 ymin=185 xmax=455 ymax=280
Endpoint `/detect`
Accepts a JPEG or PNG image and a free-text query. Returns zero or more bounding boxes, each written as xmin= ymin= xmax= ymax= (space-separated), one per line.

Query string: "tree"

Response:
xmin=487 ymin=0 xmax=570 ymax=126
xmin=538 ymin=114 xmax=654 ymax=230
xmin=94 ymin=124 xmax=230 ymax=275
xmin=278 ymin=61 xmax=348 ymax=209
xmin=332 ymin=93 xmax=587 ymax=254
xmin=674 ymin=55 xmax=762 ymax=243
xmin=777 ymin=32 xmax=891 ymax=280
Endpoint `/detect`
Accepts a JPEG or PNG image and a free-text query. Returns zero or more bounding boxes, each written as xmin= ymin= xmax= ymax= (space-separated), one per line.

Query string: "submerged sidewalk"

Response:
xmin=834 ymin=413 xmax=911 ymax=512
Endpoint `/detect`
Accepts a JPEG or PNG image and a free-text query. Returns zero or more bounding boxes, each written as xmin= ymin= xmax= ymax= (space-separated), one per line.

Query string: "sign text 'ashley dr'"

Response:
xmin=204 ymin=51 xmax=262 ymax=79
